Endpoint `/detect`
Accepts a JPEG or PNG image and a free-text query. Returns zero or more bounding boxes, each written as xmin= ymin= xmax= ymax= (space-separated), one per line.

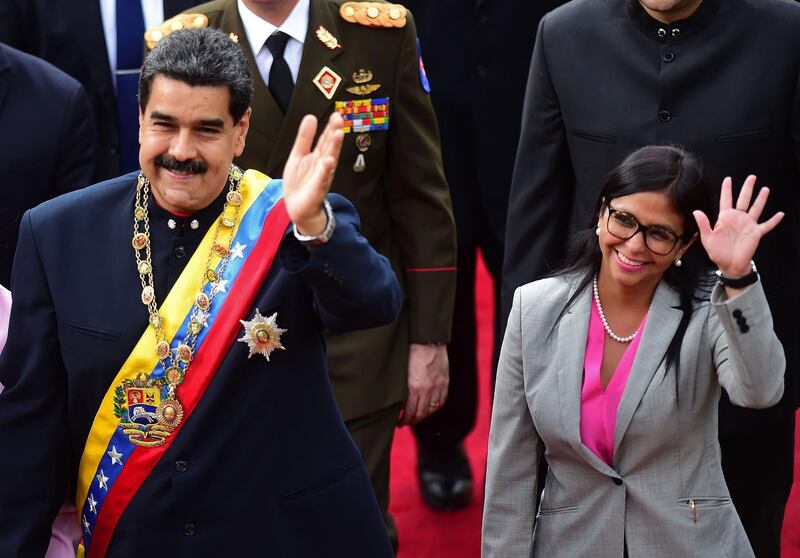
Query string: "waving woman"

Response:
xmin=482 ymin=145 xmax=785 ymax=558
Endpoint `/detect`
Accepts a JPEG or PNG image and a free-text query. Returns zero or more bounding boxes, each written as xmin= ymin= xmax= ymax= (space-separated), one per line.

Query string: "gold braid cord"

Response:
xmin=145 ymin=13 xmax=210 ymax=50
xmin=339 ymin=2 xmax=407 ymax=28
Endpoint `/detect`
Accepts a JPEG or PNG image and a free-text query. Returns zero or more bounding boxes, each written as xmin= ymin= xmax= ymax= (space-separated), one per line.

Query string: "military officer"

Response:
xmin=149 ymin=0 xmax=458 ymax=548
xmin=0 ymin=28 xmax=400 ymax=557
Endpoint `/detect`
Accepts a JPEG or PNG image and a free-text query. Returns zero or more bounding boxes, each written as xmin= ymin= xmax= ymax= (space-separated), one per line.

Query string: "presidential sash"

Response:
xmin=75 ymin=170 xmax=290 ymax=558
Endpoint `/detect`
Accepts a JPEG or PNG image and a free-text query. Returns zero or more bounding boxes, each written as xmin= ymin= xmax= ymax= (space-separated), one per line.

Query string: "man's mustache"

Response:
xmin=154 ymin=154 xmax=208 ymax=174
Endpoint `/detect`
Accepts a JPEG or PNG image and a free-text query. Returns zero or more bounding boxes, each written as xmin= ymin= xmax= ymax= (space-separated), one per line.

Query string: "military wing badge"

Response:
xmin=239 ymin=310 xmax=286 ymax=361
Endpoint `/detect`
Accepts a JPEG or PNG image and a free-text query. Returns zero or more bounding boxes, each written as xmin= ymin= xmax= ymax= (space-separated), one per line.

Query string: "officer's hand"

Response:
xmin=398 ymin=343 xmax=449 ymax=426
xmin=283 ymin=113 xmax=344 ymax=234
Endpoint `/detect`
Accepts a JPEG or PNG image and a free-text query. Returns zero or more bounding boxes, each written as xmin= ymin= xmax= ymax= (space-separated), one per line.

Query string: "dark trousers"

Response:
xmin=346 ymin=402 xmax=402 ymax=554
xmin=721 ymin=413 xmax=795 ymax=558
xmin=413 ymin=226 xmax=504 ymax=457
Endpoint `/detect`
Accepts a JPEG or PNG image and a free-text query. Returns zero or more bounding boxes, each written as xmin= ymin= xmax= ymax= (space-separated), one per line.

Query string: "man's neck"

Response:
xmin=639 ymin=0 xmax=703 ymax=24
xmin=241 ymin=0 xmax=300 ymax=26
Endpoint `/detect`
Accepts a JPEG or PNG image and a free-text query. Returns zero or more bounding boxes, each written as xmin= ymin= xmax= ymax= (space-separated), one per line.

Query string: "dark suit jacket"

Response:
xmin=189 ymin=0 xmax=457 ymax=420
xmin=0 ymin=0 xmax=197 ymax=182
xmin=502 ymin=0 xmax=800 ymax=431
xmin=0 ymin=175 xmax=400 ymax=557
xmin=0 ymin=42 xmax=95 ymax=287
xmin=404 ymin=0 xmax=565 ymax=247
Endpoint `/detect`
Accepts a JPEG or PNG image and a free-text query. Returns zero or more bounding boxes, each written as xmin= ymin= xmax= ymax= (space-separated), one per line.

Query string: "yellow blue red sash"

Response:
xmin=75 ymin=170 xmax=289 ymax=558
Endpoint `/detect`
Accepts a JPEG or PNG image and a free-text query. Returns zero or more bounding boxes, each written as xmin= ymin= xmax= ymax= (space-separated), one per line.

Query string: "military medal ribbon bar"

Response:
xmin=76 ymin=170 xmax=290 ymax=558
xmin=335 ymin=97 xmax=390 ymax=133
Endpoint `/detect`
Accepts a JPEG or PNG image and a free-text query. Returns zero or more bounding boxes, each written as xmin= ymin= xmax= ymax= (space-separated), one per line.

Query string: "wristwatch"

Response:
xmin=715 ymin=260 xmax=758 ymax=289
xmin=293 ymin=199 xmax=336 ymax=247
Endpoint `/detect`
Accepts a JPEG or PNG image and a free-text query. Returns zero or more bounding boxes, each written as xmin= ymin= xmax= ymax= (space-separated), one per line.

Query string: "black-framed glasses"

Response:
xmin=605 ymin=205 xmax=683 ymax=256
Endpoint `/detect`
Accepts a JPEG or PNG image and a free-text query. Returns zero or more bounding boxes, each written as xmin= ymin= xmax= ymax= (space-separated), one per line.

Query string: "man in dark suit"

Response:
xmin=160 ymin=0 xmax=457 ymax=548
xmin=0 ymin=42 xmax=95 ymax=287
xmin=403 ymin=0 xmax=566 ymax=510
xmin=0 ymin=0 xmax=198 ymax=181
xmin=0 ymin=27 xmax=400 ymax=557
xmin=502 ymin=0 xmax=800 ymax=555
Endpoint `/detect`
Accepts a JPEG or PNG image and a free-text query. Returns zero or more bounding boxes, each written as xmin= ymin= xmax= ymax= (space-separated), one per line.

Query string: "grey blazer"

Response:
xmin=482 ymin=275 xmax=785 ymax=558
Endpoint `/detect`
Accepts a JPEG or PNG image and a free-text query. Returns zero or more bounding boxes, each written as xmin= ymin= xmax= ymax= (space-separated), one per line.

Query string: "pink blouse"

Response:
xmin=580 ymin=299 xmax=647 ymax=466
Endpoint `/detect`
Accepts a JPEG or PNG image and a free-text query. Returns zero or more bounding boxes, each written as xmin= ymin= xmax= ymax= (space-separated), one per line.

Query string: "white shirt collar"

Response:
xmin=237 ymin=0 xmax=309 ymax=58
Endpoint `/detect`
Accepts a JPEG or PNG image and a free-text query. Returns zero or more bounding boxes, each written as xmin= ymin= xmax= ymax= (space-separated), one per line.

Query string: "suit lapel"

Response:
xmin=612 ymin=281 xmax=682 ymax=458
xmin=0 ymin=47 xmax=10 ymax=113
xmin=266 ymin=0 xmax=346 ymax=175
xmin=556 ymin=280 xmax=618 ymax=477
xmin=220 ymin=1 xmax=285 ymax=160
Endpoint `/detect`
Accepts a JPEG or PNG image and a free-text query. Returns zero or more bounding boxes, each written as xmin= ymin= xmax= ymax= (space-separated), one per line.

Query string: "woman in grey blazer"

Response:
xmin=483 ymin=146 xmax=786 ymax=558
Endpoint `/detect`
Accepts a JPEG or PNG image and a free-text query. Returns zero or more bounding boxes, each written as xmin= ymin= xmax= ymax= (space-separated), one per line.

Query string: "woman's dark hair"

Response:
xmin=139 ymin=28 xmax=254 ymax=123
xmin=554 ymin=144 xmax=715 ymax=380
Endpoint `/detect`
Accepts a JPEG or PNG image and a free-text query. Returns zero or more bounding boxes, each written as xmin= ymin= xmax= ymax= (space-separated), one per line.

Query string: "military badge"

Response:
xmin=238 ymin=309 xmax=287 ymax=361
xmin=313 ymin=66 xmax=343 ymax=100
xmin=417 ymin=38 xmax=431 ymax=93
xmin=334 ymin=98 xmax=390 ymax=133
xmin=353 ymin=69 xmax=373 ymax=83
xmin=316 ymin=26 xmax=342 ymax=50
xmin=346 ymin=84 xmax=382 ymax=95
xmin=229 ymin=32 xmax=240 ymax=43
xmin=114 ymin=372 xmax=178 ymax=447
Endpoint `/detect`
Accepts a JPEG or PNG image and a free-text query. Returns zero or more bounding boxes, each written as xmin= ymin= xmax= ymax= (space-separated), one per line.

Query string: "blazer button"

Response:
xmin=732 ymin=309 xmax=742 ymax=318
xmin=663 ymin=51 xmax=675 ymax=62
xmin=184 ymin=523 xmax=196 ymax=536
xmin=741 ymin=324 xmax=750 ymax=333
xmin=613 ymin=477 xmax=623 ymax=486
xmin=658 ymin=110 xmax=671 ymax=122
xmin=174 ymin=246 xmax=186 ymax=259
xmin=175 ymin=460 xmax=188 ymax=472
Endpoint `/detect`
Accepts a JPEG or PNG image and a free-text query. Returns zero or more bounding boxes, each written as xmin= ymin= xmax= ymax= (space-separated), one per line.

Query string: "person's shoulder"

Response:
xmin=185 ymin=0 xmax=228 ymax=18
xmin=28 ymin=173 xmax=137 ymax=226
xmin=541 ymin=0 xmax=616 ymax=34
xmin=516 ymin=274 xmax=575 ymax=310
xmin=0 ymin=43 xmax=82 ymax=97
xmin=737 ymin=0 xmax=800 ymax=30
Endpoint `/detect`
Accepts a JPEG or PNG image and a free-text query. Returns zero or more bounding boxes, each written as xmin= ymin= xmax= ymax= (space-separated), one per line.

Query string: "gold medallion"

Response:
xmin=196 ymin=292 xmax=211 ymax=311
xmin=149 ymin=314 xmax=162 ymax=328
xmin=188 ymin=320 xmax=202 ymax=335
xmin=134 ymin=207 xmax=146 ymax=221
xmin=165 ymin=366 xmax=185 ymax=386
xmin=213 ymin=244 xmax=229 ymax=258
xmin=226 ymin=191 xmax=243 ymax=206
xmin=132 ymin=233 xmax=149 ymax=250
xmin=156 ymin=398 xmax=184 ymax=430
xmin=141 ymin=286 xmax=155 ymax=305
xmin=176 ymin=344 xmax=192 ymax=363
xmin=238 ymin=310 xmax=287 ymax=361
xmin=156 ymin=341 xmax=170 ymax=359
xmin=222 ymin=217 xmax=236 ymax=228
xmin=205 ymin=269 xmax=218 ymax=282
xmin=355 ymin=133 xmax=372 ymax=152
xmin=138 ymin=261 xmax=151 ymax=275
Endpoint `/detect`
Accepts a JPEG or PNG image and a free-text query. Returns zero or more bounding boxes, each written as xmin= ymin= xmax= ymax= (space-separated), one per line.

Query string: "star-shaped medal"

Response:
xmin=238 ymin=310 xmax=286 ymax=361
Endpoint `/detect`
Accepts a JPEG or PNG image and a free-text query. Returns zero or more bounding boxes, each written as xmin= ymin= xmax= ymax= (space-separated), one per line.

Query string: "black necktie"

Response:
xmin=265 ymin=31 xmax=294 ymax=113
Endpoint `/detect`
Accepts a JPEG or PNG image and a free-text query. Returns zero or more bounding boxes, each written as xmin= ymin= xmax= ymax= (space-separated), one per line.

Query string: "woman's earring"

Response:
xmin=595 ymin=227 xmax=601 ymax=236
xmin=674 ymin=258 xmax=683 ymax=267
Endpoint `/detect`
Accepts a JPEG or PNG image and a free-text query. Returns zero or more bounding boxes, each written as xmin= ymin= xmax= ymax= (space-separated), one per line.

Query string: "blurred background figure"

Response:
xmin=404 ymin=0 xmax=566 ymax=511
xmin=0 ymin=41 xmax=95 ymax=287
xmin=0 ymin=0 xmax=198 ymax=181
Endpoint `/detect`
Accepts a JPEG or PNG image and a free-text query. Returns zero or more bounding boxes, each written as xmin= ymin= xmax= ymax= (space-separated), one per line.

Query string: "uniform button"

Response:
xmin=184 ymin=523 xmax=196 ymax=536
xmin=613 ymin=477 xmax=623 ymax=486
xmin=175 ymin=460 xmax=188 ymax=472
xmin=658 ymin=110 xmax=671 ymax=122
xmin=657 ymin=28 xmax=667 ymax=38
xmin=671 ymin=28 xmax=681 ymax=37
xmin=732 ymin=309 xmax=742 ymax=318
xmin=663 ymin=51 xmax=675 ymax=62
xmin=168 ymin=219 xmax=177 ymax=230
xmin=174 ymin=246 xmax=186 ymax=259
xmin=190 ymin=219 xmax=200 ymax=230
xmin=741 ymin=324 xmax=750 ymax=333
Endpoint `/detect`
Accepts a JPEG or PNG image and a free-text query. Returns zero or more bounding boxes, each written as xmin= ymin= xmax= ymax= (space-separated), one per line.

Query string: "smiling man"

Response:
xmin=0 ymin=28 xmax=399 ymax=557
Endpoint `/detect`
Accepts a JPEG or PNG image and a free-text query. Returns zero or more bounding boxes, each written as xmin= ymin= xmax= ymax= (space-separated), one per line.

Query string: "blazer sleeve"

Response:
xmin=482 ymin=287 xmax=540 ymax=558
xmin=386 ymin=14 xmax=457 ymax=343
xmin=501 ymin=14 xmax=574 ymax=323
xmin=709 ymin=280 xmax=785 ymax=408
xmin=54 ymin=83 xmax=96 ymax=195
xmin=279 ymin=194 xmax=403 ymax=334
xmin=0 ymin=212 xmax=70 ymax=556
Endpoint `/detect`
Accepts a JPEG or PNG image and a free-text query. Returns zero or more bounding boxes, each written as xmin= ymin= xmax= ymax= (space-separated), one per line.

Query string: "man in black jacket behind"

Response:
xmin=502 ymin=0 xmax=800 ymax=555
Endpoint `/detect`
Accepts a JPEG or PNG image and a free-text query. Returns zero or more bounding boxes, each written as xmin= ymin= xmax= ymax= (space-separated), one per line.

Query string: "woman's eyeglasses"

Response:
xmin=605 ymin=206 xmax=683 ymax=256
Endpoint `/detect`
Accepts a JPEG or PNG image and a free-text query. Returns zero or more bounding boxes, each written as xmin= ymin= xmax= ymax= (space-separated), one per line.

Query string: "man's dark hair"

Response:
xmin=139 ymin=28 xmax=254 ymax=122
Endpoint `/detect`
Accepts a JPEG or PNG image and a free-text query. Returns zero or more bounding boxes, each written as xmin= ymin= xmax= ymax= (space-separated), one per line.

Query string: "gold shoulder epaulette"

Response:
xmin=144 ymin=13 xmax=209 ymax=50
xmin=339 ymin=2 xmax=407 ymax=28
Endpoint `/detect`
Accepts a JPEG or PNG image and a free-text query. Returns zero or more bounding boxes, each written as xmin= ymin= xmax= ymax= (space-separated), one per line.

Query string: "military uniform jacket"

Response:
xmin=503 ymin=0 xmax=800 ymax=431
xmin=0 ymin=174 xmax=399 ymax=557
xmin=189 ymin=0 xmax=457 ymax=420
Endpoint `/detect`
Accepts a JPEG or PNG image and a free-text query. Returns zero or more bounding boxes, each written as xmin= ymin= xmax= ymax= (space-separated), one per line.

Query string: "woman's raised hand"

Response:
xmin=693 ymin=175 xmax=783 ymax=277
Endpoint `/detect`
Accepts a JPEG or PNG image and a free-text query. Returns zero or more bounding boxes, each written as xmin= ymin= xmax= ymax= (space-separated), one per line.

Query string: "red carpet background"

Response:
xmin=389 ymin=253 xmax=800 ymax=557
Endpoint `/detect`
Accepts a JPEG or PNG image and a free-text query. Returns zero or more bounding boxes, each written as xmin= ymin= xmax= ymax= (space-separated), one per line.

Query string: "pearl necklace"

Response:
xmin=592 ymin=275 xmax=638 ymax=343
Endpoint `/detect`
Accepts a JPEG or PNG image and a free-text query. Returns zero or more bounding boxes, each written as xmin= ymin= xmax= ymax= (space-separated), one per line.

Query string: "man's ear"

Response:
xmin=138 ymin=107 xmax=145 ymax=144
xmin=234 ymin=107 xmax=252 ymax=157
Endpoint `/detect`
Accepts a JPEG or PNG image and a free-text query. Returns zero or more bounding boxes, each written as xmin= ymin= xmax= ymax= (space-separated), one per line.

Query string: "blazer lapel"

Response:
xmin=220 ymin=1 xmax=285 ymax=159
xmin=556 ymin=279 xmax=618 ymax=477
xmin=266 ymin=0 xmax=345 ymax=175
xmin=613 ymin=281 xmax=682 ymax=458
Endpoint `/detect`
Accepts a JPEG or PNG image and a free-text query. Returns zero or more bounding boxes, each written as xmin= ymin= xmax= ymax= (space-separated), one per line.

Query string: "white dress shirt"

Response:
xmin=237 ymin=0 xmax=309 ymax=87
xmin=100 ymin=0 xmax=165 ymax=77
